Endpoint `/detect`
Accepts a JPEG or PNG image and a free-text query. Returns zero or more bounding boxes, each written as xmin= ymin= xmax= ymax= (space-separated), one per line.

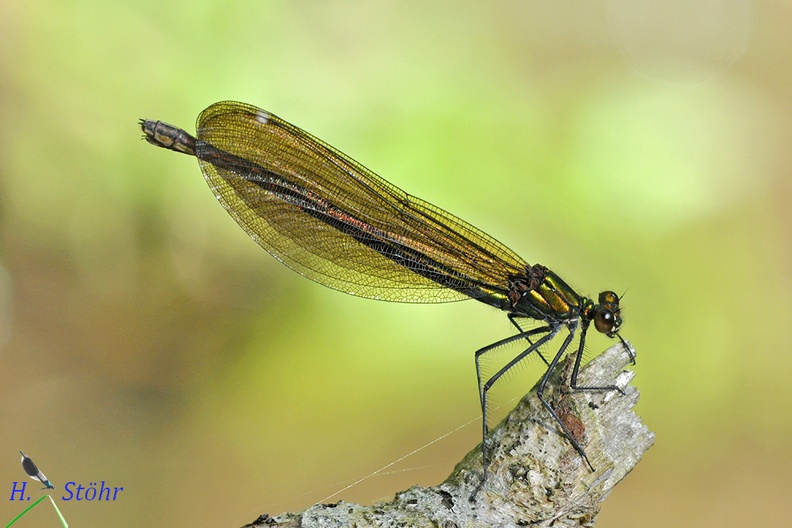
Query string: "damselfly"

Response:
xmin=140 ymin=101 xmax=633 ymax=477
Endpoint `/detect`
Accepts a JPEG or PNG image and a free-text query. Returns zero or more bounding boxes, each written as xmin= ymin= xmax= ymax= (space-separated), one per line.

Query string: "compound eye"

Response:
xmin=594 ymin=309 xmax=615 ymax=334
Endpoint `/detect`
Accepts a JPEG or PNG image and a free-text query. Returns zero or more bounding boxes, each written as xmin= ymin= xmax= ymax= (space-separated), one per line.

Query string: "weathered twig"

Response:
xmin=246 ymin=342 xmax=653 ymax=527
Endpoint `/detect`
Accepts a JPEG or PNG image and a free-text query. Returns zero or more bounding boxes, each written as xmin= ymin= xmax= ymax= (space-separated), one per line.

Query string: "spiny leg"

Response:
xmin=535 ymin=322 xmax=596 ymax=471
xmin=615 ymin=332 xmax=636 ymax=365
xmin=569 ymin=323 xmax=626 ymax=394
xmin=474 ymin=324 xmax=559 ymax=482
xmin=508 ymin=314 xmax=550 ymax=366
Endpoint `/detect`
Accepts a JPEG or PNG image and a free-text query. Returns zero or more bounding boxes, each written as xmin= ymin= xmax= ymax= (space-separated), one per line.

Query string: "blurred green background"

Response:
xmin=1 ymin=0 xmax=790 ymax=526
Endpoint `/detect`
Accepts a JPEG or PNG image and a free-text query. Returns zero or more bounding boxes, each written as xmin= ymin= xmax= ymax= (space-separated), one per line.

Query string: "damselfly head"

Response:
xmin=593 ymin=290 xmax=622 ymax=337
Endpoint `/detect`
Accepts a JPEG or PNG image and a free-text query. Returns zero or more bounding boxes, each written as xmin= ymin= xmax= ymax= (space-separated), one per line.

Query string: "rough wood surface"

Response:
xmin=245 ymin=342 xmax=653 ymax=528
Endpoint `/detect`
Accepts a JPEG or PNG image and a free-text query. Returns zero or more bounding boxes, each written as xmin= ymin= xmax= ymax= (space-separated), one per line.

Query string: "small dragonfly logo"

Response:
xmin=7 ymin=450 xmax=68 ymax=528
xmin=20 ymin=450 xmax=55 ymax=489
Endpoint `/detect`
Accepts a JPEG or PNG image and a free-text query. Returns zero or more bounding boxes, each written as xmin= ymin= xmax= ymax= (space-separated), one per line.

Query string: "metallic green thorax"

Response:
xmin=506 ymin=265 xmax=622 ymax=337
xmin=509 ymin=265 xmax=580 ymax=321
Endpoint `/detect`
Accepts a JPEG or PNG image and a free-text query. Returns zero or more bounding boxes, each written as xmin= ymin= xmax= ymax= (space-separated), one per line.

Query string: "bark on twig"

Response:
xmin=246 ymin=342 xmax=654 ymax=528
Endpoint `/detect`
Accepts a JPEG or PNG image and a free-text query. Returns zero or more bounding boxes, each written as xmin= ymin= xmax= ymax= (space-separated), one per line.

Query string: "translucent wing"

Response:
xmin=195 ymin=101 xmax=529 ymax=304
